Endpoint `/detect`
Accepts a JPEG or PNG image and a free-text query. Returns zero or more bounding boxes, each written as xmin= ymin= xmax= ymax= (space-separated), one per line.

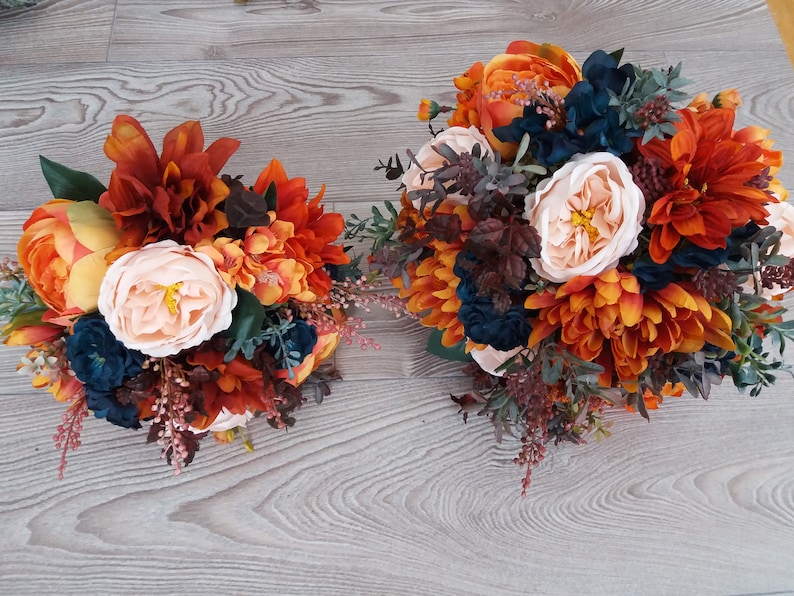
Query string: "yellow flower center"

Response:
xmin=571 ymin=208 xmax=598 ymax=242
xmin=157 ymin=282 xmax=183 ymax=314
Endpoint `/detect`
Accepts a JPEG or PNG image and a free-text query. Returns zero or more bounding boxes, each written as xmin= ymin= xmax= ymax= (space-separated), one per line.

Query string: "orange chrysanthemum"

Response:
xmin=639 ymin=108 xmax=780 ymax=263
xmin=525 ymin=269 xmax=734 ymax=384
xmin=391 ymin=200 xmax=476 ymax=347
xmin=99 ymin=115 xmax=240 ymax=257
xmin=252 ymin=160 xmax=349 ymax=301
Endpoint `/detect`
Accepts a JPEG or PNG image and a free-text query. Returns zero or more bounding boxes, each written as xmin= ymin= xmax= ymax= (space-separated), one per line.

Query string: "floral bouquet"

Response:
xmin=351 ymin=41 xmax=794 ymax=492
xmin=1 ymin=115 xmax=390 ymax=477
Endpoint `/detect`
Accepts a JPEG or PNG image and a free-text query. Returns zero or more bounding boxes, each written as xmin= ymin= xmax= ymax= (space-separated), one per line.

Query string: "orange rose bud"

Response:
xmin=713 ymin=88 xmax=741 ymax=110
xmin=417 ymin=99 xmax=439 ymax=121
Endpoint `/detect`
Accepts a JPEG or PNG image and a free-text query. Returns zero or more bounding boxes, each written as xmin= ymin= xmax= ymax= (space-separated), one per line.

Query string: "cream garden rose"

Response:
xmin=193 ymin=408 xmax=254 ymax=433
xmin=97 ymin=240 xmax=237 ymax=357
xmin=470 ymin=344 xmax=525 ymax=377
xmin=524 ymin=152 xmax=645 ymax=283
xmin=402 ymin=125 xmax=493 ymax=207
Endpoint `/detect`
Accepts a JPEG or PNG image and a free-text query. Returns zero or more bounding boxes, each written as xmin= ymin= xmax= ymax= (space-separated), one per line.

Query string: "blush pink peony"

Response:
xmin=524 ymin=152 xmax=645 ymax=283
xmin=97 ymin=240 xmax=237 ymax=357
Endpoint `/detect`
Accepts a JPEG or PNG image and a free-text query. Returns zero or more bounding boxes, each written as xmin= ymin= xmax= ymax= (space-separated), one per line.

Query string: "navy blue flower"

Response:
xmin=494 ymin=50 xmax=636 ymax=167
xmin=84 ymin=388 xmax=141 ymax=429
xmin=65 ymin=317 xmax=144 ymax=429
xmin=453 ymin=258 xmax=531 ymax=351
xmin=272 ymin=318 xmax=318 ymax=368
xmin=66 ymin=318 xmax=144 ymax=391
xmin=458 ymin=299 xmax=532 ymax=351
xmin=632 ymin=223 xmax=764 ymax=292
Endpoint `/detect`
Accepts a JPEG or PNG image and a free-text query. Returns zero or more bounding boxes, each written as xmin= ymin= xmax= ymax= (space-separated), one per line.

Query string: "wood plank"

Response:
xmin=106 ymin=0 xmax=786 ymax=61
xmin=0 ymin=49 xmax=791 ymax=216
xmin=0 ymin=0 xmax=116 ymax=65
xmin=0 ymin=378 xmax=792 ymax=594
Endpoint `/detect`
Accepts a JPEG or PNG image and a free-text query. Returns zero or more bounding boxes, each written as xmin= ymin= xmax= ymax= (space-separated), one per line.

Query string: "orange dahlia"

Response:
xmin=639 ymin=108 xmax=778 ymax=263
xmin=100 ymin=116 xmax=240 ymax=256
xmin=252 ymin=160 xmax=349 ymax=301
xmin=525 ymin=269 xmax=734 ymax=384
xmin=391 ymin=200 xmax=476 ymax=347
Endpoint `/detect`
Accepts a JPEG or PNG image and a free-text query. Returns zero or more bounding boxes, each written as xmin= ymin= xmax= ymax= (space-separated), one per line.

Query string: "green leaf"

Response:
xmin=221 ymin=288 xmax=266 ymax=343
xmin=262 ymin=181 xmax=278 ymax=212
xmin=426 ymin=328 xmax=472 ymax=362
xmin=608 ymin=48 xmax=625 ymax=64
xmin=39 ymin=155 xmax=107 ymax=202
xmin=2 ymin=309 xmax=50 ymax=334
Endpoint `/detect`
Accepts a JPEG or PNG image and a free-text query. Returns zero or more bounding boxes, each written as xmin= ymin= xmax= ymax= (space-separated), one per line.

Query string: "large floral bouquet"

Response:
xmin=1 ymin=115 xmax=389 ymax=476
xmin=352 ymin=41 xmax=794 ymax=492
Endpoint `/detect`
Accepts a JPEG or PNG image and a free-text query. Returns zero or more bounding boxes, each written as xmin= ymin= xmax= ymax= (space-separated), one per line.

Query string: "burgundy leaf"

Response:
xmin=509 ymin=222 xmax=542 ymax=258
xmin=222 ymin=174 xmax=272 ymax=228
xmin=469 ymin=218 xmax=506 ymax=245
xmin=502 ymin=253 xmax=527 ymax=289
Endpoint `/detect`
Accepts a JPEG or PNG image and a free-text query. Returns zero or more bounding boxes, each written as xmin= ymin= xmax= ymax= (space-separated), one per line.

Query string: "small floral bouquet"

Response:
xmin=351 ymin=41 xmax=794 ymax=492
xmin=2 ymin=115 xmax=390 ymax=477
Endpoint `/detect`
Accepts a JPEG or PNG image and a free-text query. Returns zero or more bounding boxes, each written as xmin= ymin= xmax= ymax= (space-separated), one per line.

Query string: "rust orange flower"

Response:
xmin=99 ymin=115 xmax=240 ymax=256
xmin=478 ymin=41 xmax=582 ymax=158
xmin=687 ymin=88 xmax=742 ymax=113
xmin=187 ymin=349 xmax=267 ymax=431
xmin=392 ymin=200 xmax=476 ymax=347
xmin=449 ymin=61 xmax=484 ymax=129
xmin=639 ymin=108 xmax=778 ymax=263
xmin=252 ymin=160 xmax=349 ymax=301
xmin=627 ymin=381 xmax=685 ymax=413
xmin=525 ymin=270 xmax=734 ymax=383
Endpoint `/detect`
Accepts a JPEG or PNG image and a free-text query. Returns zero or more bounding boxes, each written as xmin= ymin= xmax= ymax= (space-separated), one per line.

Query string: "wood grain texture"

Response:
xmin=1 ymin=1 xmax=794 ymax=594
xmin=0 ymin=0 xmax=116 ymax=65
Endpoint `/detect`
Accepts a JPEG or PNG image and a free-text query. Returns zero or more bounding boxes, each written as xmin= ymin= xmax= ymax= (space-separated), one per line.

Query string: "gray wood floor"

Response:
xmin=1 ymin=1 xmax=793 ymax=594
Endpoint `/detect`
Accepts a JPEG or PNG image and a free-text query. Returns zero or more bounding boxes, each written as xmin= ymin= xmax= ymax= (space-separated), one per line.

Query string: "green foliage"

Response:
xmin=221 ymin=288 xmax=267 ymax=361
xmin=221 ymin=291 xmax=303 ymax=377
xmin=345 ymin=201 xmax=399 ymax=252
xmin=608 ymin=62 xmax=690 ymax=143
xmin=425 ymin=328 xmax=472 ymax=362
xmin=0 ymin=264 xmax=48 ymax=337
xmin=39 ymin=155 xmax=107 ymax=202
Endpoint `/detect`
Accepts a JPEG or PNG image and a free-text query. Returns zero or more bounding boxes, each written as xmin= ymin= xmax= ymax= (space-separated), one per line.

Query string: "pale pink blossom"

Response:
xmin=470 ymin=344 xmax=525 ymax=377
xmin=193 ymin=408 xmax=254 ymax=433
xmin=97 ymin=240 xmax=237 ymax=357
xmin=524 ymin=152 xmax=645 ymax=283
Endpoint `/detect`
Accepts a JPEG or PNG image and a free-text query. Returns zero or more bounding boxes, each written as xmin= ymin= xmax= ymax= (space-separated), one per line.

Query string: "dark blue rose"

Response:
xmin=631 ymin=256 xmax=677 ymax=291
xmin=270 ymin=318 xmax=318 ymax=368
xmin=65 ymin=317 xmax=145 ymax=429
xmin=453 ymin=258 xmax=531 ymax=351
xmin=66 ymin=318 xmax=144 ymax=391
xmin=453 ymin=260 xmax=478 ymax=302
xmin=633 ymin=224 xmax=764 ymax=292
xmin=84 ymin=388 xmax=140 ymax=429
xmin=494 ymin=50 xmax=636 ymax=166
xmin=458 ymin=299 xmax=532 ymax=351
